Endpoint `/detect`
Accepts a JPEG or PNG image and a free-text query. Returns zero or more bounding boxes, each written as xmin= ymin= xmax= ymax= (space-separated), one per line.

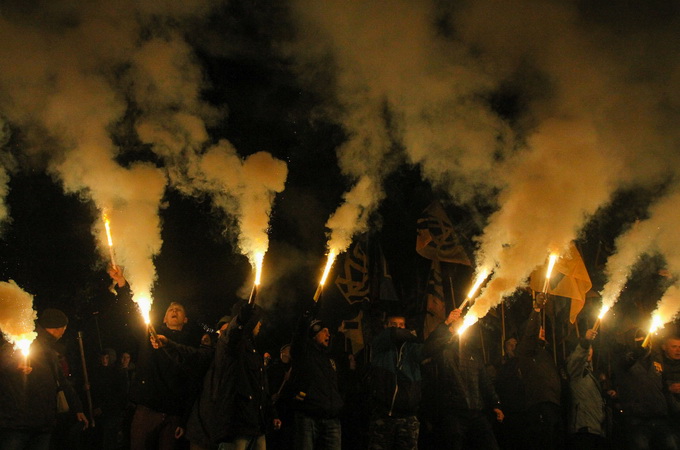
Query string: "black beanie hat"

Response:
xmin=38 ymin=308 xmax=69 ymax=329
xmin=308 ymin=319 xmax=326 ymax=338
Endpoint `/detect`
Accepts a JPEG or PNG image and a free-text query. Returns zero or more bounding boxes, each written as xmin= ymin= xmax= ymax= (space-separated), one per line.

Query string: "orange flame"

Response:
xmin=319 ymin=250 xmax=337 ymax=286
xmin=466 ymin=270 xmax=489 ymax=300
xmin=253 ymin=252 xmax=264 ymax=286
xmin=458 ymin=314 xmax=478 ymax=336
xmin=542 ymin=253 xmax=558 ymax=293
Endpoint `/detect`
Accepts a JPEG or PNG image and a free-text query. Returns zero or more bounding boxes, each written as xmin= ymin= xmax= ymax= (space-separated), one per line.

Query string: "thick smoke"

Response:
xmin=0 ymin=1 xmax=287 ymax=309
xmin=0 ymin=280 xmax=37 ymax=347
xmin=287 ymin=0 xmax=680 ymax=320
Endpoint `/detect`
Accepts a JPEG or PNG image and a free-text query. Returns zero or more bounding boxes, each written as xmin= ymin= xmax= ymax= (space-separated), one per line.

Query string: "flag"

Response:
xmin=423 ymin=260 xmax=445 ymax=339
xmin=334 ymin=240 xmax=370 ymax=305
xmin=529 ymin=242 xmax=592 ymax=323
xmin=416 ymin=201 xmax=471 ymax=266
xmin=377 ymin=244 xmax=400 ymax=303
xmin=340 ymin=310 xmax=364 ymax=355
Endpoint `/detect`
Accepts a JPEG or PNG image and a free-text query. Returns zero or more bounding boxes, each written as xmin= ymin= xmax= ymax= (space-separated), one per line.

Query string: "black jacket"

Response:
xmin=515 ymin=310 xmax=561 ymax=408
xmin=182 ymin=304 xmax=275 ymax=445
xmin=0 ymin=325 xmax=83 ymax=431
xmin=129 ymin=323 xmax=196 ymax=416
xmin=422 ymin=323 xmax=500 ymax=415
xmin=289 ymin=314 xmax=343 ymax=419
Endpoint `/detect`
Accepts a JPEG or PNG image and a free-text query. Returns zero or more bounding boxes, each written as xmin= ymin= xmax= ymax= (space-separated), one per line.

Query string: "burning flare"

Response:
xmin=460 ymin=270 xmax=489 ymax=310
xmin=0 ymin=280 xmax=38 ymax=359
xmin=592 ymin=305 xmax=611 ymax=332
xmin=313 ymin=250 xmax=338 ymax=301
xmin=642 ymin=314 xmax=664 ymax=348
xmin=542 ymin=253 xmax=558 ymax=293
xmin=103 ymin=212 xmax=117 ymax=268
xmin=457 ymin=314 xmax=478 ymax=336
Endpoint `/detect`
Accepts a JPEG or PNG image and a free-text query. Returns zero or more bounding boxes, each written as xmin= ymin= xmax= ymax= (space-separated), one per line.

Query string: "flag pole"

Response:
xmin=501 ymin=300 xmax=506 ymax=357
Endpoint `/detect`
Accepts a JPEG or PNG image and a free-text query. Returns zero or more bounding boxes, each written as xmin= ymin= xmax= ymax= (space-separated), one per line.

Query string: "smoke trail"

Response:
xmin=0 ymin=2 xmax=222 ymax=315
xmin=0 ymin=280 xmax=37 ymax=350
xmin=195 ymin=141 xmax=288 ymax=271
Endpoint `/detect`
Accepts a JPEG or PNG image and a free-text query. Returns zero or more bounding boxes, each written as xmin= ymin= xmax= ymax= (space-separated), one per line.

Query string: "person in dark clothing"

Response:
xmin=155 ymin=301 xmax=279 ymax=450
xmin=109 ymin=265 xmax=197 ymax=450
xmin=566 ymin=328 xmax=607 ymax=449
xmin=515 ymin=293 xmax=563 ymax=450
xmin=365 ymin=313 xmax=422 ymax=450
xmin=421 ymin=309 xmax=504 ymax=450
xmin=0 ymin=308 xmax=88 ymax=450
xmin=494 ymin=336 xmax=529 ymax=450
xmin=290 ymin=309 xmax=344 ymax=450
xmin=91 ymin=349 xmax=129 ymax=450
xmin=662 ymin=333 xmax=680 ymax=437
xmin=612 ymin=328 xmax=678 ymax=450
xmin=267 ymin=344 xmax=293 ymax=450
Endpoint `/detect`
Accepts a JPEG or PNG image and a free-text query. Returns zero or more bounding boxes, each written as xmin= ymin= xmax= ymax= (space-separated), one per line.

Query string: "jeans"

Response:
xmin=0 ymin=429 xmax=51 ymax=450
xmin=218 ymin=435 xmax=266 ymax=450
xmin=294 ymin=412 xmax=341 ymax=450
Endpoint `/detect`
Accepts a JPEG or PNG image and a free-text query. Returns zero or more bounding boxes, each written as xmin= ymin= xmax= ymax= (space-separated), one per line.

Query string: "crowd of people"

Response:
xmin=3 ymin=272 xmax=680 ymax=450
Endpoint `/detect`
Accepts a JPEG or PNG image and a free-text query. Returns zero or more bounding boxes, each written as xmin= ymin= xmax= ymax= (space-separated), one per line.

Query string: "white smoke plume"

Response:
xmin=0 ymin=2 xmax=220 ymax=315
xmin=195 ymin=141 xmax=288 ymax=269
xmin=0 ymin=280 xmax=37 ymax=350
xmin=286 ymin=0 xmax=680 ymax=321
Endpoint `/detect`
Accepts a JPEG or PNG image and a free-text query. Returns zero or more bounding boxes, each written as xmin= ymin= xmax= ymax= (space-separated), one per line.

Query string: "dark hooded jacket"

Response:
xmin=181 ymin=303 xmax=275 ymax=445
xmin=613 ymin=330 xmax=668 ymax=419
xmin=515 ymin=310 xmax=561 ymax=408
xmin=422 ymin=323 xmax=500 ymax=416
xmin=0 ymin=325 xmax=83 ymax=431
xmin=366 ymin=326 xmax=423 ymax=417
xmin=289 ymin=313 xmax=343 ymax=419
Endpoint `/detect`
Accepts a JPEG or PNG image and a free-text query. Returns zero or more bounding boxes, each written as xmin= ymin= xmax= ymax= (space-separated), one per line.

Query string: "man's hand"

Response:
xmin=174 ymin=426 xmax=185 ymax=439
xmin=493 ymin=408 xmax=504 ymax=422
xmin=585 ymin=329 xmax=598 ymax=341
xmin=534 ymin=293 xmax=547 ymax=310
xmin=273 ymin=419 xmax=282 ymax=430
xmin=17 ymin=362 xmax=32 ymax=375
xmin=445 ymin=309 xmax=462 ymax=326
xmin=76 ymin=412 xmax=89 ymax=430
xmin=150 ymin=334 xmax=168 ymax=349
xmin=669 ymin=383 xmax=680 ymax=394
xmin=107 ymin=264 xmax=126 ymax=287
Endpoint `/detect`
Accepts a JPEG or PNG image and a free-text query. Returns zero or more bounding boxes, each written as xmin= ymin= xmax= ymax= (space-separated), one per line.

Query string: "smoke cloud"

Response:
xmin=0 ymin=280 xmax=37 ymax=347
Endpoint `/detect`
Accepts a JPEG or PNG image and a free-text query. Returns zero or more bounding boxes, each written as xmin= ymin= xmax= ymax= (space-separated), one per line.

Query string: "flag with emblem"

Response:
xmin=529 ymin=242 xmax=592 ymax=323
xmin=416 ymin=201 xmax=471 ymax=266
xmin=334 ymin=240 xmax=370 ymax=305
xmin=423 ymin=260 xmax=446 ymax=339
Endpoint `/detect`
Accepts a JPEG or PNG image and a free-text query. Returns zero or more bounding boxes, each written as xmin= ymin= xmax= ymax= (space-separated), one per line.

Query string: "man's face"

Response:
xmin=45 ymin=326 xmax=67 ymax=340
xmin=163 ymin=304 xmax=187 ymax=330
xmin=386 ymin=316 xmax=406 ymax=329
xmin=664 ymin=338 xmax=680 ymax=360
xmin=121 ymin=353 xmax=131 ymax=368
xmin=280 ymin=346 xmax=291 ymax=364
xmin=100 ymin=354 xmax=110 ymax=367
xmin=505 ymin=338 xmax=518 ymax=357
xmin=314 ymin=328 xmax=330 ymax=347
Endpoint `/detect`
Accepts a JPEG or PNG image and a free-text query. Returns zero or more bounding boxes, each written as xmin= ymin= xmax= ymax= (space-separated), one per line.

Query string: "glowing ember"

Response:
xmin=253 ymin=252 xmax=264 ymax=286
xmin=320 ymin=250 xmax=337 ymax=286
xmin=313 ymin=250 xmax=338 ymax=302
xmin=457 ymin=314 xmax=478 ymax=336
xmin=15 ymin=337 xmax=32 ymax=357
xmin=467 ymin=270 xmax=489 ymax=300
xmin=136 ymin=295 xmax=152 ymax=325
xmin=542 ymin=253 xmax=558 ymax=293
xmin=598 ymin=305 xmax=610 ymax=320
xmin=649 ymin=314 xmax=663 ymax=334
xmin=103 ymin=213 xmax=117 ymax=268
